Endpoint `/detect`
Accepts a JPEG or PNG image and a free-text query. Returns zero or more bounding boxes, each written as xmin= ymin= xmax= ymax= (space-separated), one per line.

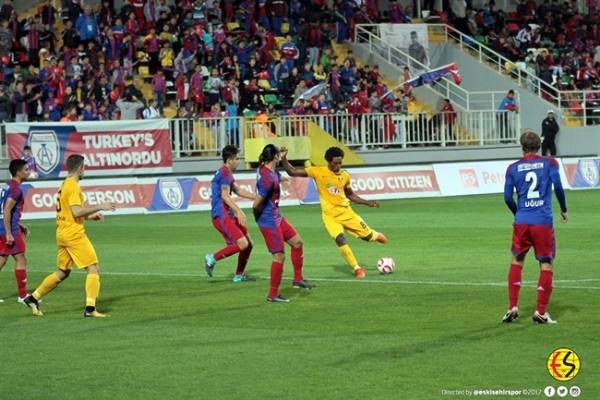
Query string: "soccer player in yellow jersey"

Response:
xmin=280 ymin=146 xmax=387 ymax=279
xmin=24 ymin=155 xmax=116 ymax=317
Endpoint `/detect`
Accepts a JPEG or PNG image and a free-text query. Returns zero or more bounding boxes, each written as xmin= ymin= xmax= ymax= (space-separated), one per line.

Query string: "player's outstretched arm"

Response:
xmin=232 ymin=183 xmax=256 ymax=201
xmin=280 ymin=146 xmax=309 ymax=177
xmin=344 ymin=185 xmax=379 ymax=207
xmin=71 ymin=202 xmax=116 ymax=219
xmin=3 ymin=197 xmax=17 ymax=245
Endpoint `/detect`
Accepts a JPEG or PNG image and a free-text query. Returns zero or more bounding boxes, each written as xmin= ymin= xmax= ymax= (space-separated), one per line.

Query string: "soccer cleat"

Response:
xmin=232 ymin=274 xmax=256 ymax=282
xmin=354 ymin=267 xmax=366 ymax=279
xmin=501 ymin=307 xmax=519 ymax=323
xmin=204 ymin=254 xmax=216 ymax=277
xmin=17 ymin=295 xmax=28 ymax=305
xmin=267 ymin=295 xmax=291 ymax=303
xmin=376 ymin=233 xmax=388 ymax=244
xmin=84 ymin=310 xmax=108 ymax=318
xmin=23 ymin=295 xmax=43 ymax=317
xmin=532 ymin=311 xmax=557 ymax=324
xmin=293 ymin=280 xmax=316 ymax=289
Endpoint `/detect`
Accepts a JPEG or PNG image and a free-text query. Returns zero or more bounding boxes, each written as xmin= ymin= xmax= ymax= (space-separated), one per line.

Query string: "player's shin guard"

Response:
xmin=508 ymin=263 xmax=522 ymax=309
xmin=85 ymin=273 xmax=100 ymax=308
xmin=339 ymin=244 xmax=359 ymax=270
xmin=214 ymin=244 xmax=241 ymax=261
xmin=268 ymin=261 xmax=284 ymax=298
xmin=536 ymin=270 xmax=553 ymax=315
xmin=236 ymin=243 xmax=252 ymax=275
xmin=14 ymin=269 xmax=28 ymax=299
xmin=291 ymin=247 xmax=303 ymax=281
xmin=32 ymin=272 xmax=63 ymax=300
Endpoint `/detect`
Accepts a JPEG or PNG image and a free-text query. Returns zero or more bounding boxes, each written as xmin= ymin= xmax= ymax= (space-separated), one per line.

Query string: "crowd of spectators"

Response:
xmin=0 ymin=0 xmax=421 ymax=124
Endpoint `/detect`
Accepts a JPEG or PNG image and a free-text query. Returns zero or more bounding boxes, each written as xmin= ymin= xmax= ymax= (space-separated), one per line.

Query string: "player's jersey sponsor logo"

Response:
xmin=326 ymin=183 xmax=341 ymax=195
xmin=578 ymin=159 xmax=599 ymax=187
xmin=158 ymin=179 xmax=184 ymax=209
xmin=547 ymin=348 xmax=580 ymax=382
xmin=29 ymin=130 xmax=60 ymax=175
xmin=459 ymin=169 xmax=479 ymax=188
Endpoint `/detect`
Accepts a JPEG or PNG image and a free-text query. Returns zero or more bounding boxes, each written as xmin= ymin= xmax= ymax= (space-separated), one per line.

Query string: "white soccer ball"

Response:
xmin=377 ymin=257 xmax=395 ymax=274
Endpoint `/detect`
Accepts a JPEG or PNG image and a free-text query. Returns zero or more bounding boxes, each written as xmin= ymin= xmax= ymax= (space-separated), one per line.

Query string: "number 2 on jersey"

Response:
xmin=525 ymin=171 xmax=540 ymax=199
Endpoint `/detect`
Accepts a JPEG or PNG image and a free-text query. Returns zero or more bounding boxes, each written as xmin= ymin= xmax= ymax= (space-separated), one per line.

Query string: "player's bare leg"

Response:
xmin=336 ymin=234 xmax=365 ymax=279
xmin=0 ymin=256 xmax=7 ymax=303
xmin=503 ymin=255 xmax=524 ymax=323
xmin=287 ymin=234 xmax=314 ymax=289
xmin=532 ymin=262 xmax=556 ymax=324
xmin=84 ymin=264 xmax=107 ymax=318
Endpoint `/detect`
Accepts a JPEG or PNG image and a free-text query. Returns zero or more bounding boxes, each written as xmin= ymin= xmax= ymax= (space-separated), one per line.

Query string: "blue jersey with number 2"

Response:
xmin=504 ymin=155 xmax=567 ymax=226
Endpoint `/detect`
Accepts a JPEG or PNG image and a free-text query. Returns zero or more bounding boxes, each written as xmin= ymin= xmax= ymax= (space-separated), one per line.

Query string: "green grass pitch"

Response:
xmin=1 ymin=191 xmax=598 ymax=399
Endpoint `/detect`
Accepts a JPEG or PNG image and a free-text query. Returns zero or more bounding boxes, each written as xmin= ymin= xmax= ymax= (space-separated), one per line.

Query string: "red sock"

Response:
xmin=236 ymin=243 xmax=252 ymax=275
xmin=214 ymin=244 xmax=241 ymax=261
xmin=14 ymin=269 xmax=28 ymax=298
xmin=508 ymin=263 xmax=522 ymax=309
xmin=268 ymin=261 xmax=283 ymax=298
xmin=291 ymin=247 xmax=304 ymax=281
xmin=536 ymin=270 xmax=553 ymax=315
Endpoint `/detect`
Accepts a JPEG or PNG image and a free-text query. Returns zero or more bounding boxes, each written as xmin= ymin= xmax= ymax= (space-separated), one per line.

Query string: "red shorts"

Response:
xmin=212 ymin=216 xmax=248 ymax=245
xmin=0 ymin=234 xmax=26 ymax=256
xmin=511 ymin=224 xmax=556 ymax=262
xmin=259 ymin=218 xmax=298 ymax=254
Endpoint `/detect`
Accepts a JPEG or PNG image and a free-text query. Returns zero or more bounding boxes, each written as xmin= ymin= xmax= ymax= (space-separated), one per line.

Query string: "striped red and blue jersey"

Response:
xmin=210 ymin=166 xmax=235 ymax=219
xmin=255 ymin=165 xmax=282 ymax=227
xmin=0 ymin=179 xmax=24 ymax=235
xmin=504 ymin=155 xmax=567 ymax=226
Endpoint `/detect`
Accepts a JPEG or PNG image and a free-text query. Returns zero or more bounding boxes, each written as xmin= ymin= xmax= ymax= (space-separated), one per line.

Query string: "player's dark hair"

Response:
xmin=222 ymin=145 xmax=238 ymax=163
xmin=9 ymin=159 xmax=27 ymax=177
xmin=325 ymin=147 xmax=344 ymax=162
xmin=66 ymin=154 xmax=85 ymax=173
xmin=259 ymin=144 xmax=279 ymax=164
xmin=24 ymin=145 xmax=31 ymax=151
xmin=520 ymin=130 xmax=541 ymax=153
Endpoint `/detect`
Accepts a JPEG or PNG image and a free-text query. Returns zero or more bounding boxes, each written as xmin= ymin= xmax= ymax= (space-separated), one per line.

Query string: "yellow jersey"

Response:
xmin=306 ymin=166 xmax=351 ymax=216
xmin=56 ymin=176 xmax=86 ymax=239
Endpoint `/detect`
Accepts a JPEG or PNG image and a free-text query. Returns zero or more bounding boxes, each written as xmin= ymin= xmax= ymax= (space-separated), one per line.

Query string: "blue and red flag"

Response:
xmin=404 ymin=63 xmax=462 ymax=91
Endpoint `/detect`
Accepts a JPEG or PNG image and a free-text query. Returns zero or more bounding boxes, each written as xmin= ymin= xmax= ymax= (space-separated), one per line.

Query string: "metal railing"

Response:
xmin=354 ymin=24 xmax=510 ymax=111
xmin=242 ymin=111 xmax=519 ymax=149
xmin=169 ymin=116 xmax=244 ymax=157
xmin=427 ymin=24 xmax=600 ymax=126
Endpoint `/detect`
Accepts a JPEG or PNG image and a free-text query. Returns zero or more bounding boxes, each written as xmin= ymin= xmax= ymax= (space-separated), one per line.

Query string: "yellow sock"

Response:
xmin=339 ymin=244 xmax=359 ymax=270
xmin=32 ymin=272 xmax=62 ymax=300
xmin=85 ymin=274 xmax=100 ymax=307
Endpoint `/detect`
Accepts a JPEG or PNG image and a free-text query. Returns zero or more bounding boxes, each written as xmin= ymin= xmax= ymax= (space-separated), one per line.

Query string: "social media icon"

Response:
xmin=557 ymin=386 xmax=568 ymax=397
xmin=544 ymin=386 xmax=556 ymax=397
xmin=569 ymin=386 xmax=581 ymax=398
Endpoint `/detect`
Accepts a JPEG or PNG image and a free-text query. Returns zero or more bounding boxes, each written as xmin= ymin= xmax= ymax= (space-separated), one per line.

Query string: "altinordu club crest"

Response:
xmin=29 ymin=130 xmax=60 ymax=175
xmin=158 ymin=179 xmax=184 ymax=209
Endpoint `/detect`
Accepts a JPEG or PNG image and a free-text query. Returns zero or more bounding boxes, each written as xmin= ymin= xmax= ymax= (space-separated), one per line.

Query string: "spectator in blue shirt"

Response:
xmin=76 ymin=6 xmax=99 ymax=43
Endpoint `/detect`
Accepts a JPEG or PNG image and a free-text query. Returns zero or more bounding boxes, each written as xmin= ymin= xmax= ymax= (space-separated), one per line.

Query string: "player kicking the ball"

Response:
xmin=0 ymin=160 xmax=32 ymax=304
xmin=24 ymin=155 xmax=116 ymax=317
xmin=280 ymin=146 xmax=386 ymax=279
xmin=205 ymin=145 xmax=257 ymax=281
xmin=502 ymin=130 xmax=567 ymax=324
xmin=253 ymin=144 xmax=314 ymax=303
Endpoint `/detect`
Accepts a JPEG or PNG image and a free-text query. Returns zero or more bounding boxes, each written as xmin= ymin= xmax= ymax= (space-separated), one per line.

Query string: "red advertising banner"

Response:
xmin=5 ymin=120 xmax=172 ymax=178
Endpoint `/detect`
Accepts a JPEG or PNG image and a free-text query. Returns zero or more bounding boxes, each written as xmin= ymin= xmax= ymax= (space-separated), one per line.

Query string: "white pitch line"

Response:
xmin=21 ymin=269 xmax=600 ymax=290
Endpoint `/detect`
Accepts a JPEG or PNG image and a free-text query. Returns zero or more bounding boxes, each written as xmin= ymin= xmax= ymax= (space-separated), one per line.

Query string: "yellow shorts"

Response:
xmin=56 ymin=234 xmax=99 ymax=270
xmin=322 ymin=210 xmax=374 ymax=240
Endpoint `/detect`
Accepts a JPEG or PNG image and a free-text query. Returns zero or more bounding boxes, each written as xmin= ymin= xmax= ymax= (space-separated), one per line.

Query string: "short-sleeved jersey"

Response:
xmin=0 ymin=179 xmax=24 ymax=235
xmin=255 ymin=165 xmax=282 ymax=227
xmin=504 ymin=154 xmax=566 ymax=226
xmin=211 ymin=165 xmax=235 ymax=219
xmin=306 ymin=166 xmax=351 ymax=216
xmin=56 ymin=176 xmax=86 ymax=239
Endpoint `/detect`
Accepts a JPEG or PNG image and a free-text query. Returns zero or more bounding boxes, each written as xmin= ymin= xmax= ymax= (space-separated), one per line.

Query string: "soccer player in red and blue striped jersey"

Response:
xmin=253 ymin=144 xmax=313 ymax=303
xmin=205 ymin=146 xmax=257 ymax=282
xmin=0 ymin=159 xmax=31 ymax=303
xmin=502 ymin=131 xmax=568 ymax=324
